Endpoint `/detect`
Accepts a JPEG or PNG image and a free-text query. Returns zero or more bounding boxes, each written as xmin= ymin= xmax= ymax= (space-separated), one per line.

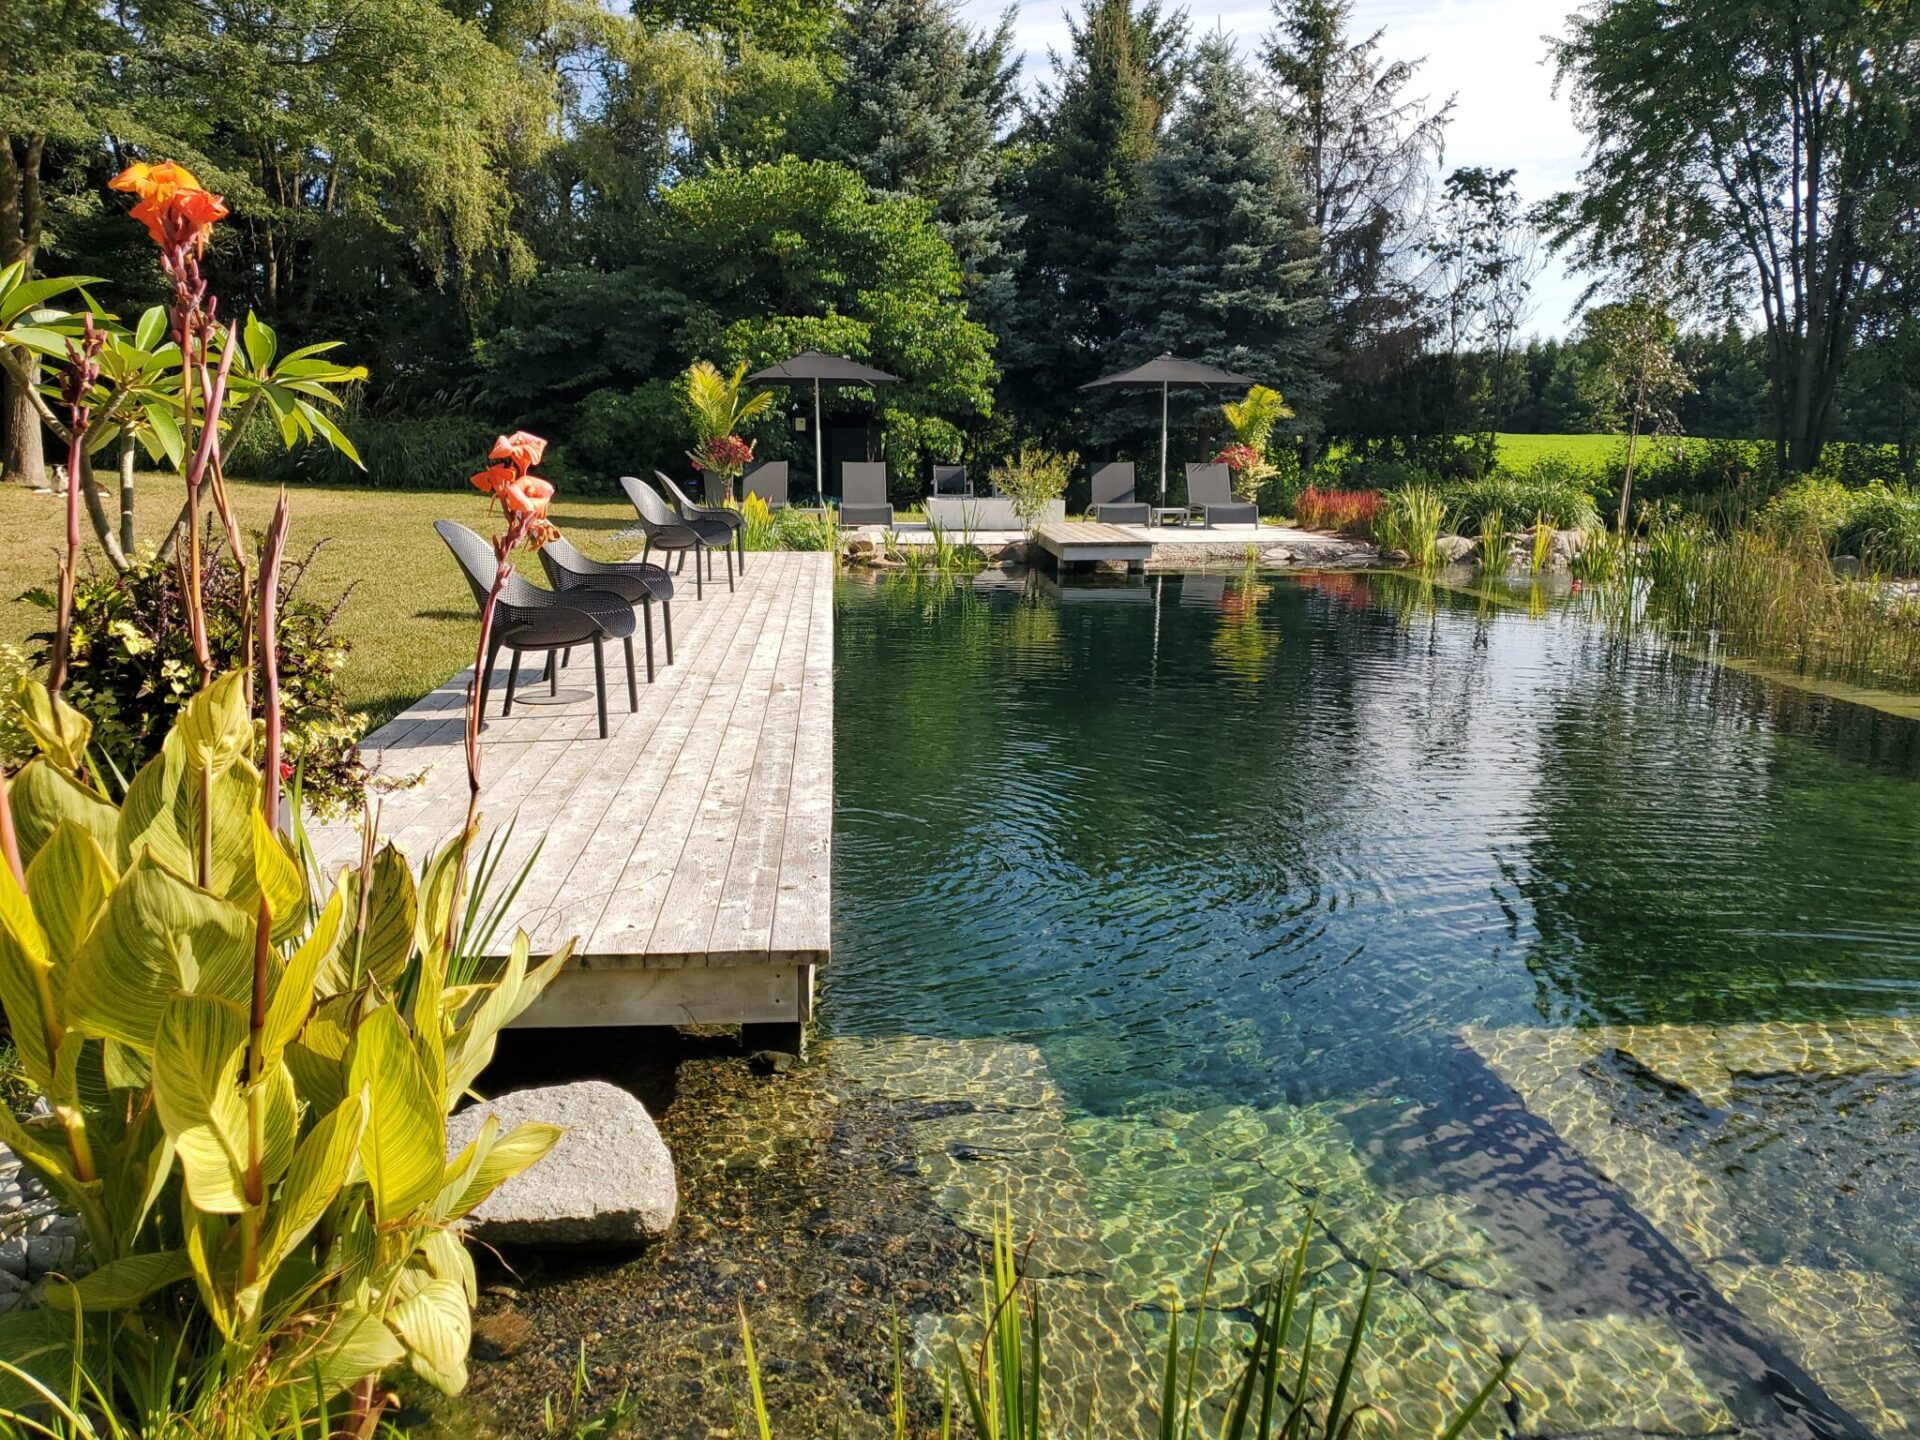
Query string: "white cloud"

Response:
xmin=958 ymin=0 xmax=1593 ymax=334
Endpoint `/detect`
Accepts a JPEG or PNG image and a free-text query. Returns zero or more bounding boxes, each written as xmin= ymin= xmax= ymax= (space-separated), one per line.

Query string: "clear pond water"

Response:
xmin=829 ymin=569 xmax=1920 ymax=1440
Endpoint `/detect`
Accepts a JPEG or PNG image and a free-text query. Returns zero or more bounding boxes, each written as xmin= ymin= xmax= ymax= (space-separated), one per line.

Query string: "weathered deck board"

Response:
xmin=307 ymin=549 xmax=834 ymax=1031
xmin=1032 ymin=521 xmax=1153 ymax=566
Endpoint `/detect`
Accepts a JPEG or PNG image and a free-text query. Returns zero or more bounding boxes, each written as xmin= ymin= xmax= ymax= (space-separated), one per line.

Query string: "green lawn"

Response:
xmin=1493 ymin=433 xmax=1627 ymax=469
xmin=0 ymin=478 xmax=642 ymax=732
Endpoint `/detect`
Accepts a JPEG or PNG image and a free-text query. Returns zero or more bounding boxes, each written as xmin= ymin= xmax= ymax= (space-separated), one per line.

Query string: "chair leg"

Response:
xmin=692 ymin=548 xmax=703 ymax=600
xmin=562 ymin=646 xmax=572 ymax=668
xmin=546 ymin=651 xmax=557 ymax=696
xmin=725 ymin=544 xmax=735 ymax=593
xmin=737 ymin=527 xmax=747 ymax=575
xmin=663 ymin=602 xmax=674 ymax=664
xmin=623 ymin=634 xmax=638 ymax=710
xmin=479 ymin=637 xmax=502 ymax=722
xmin=592 ymin=637 xmax=608 ymax=739
xmin=503 ymin=651 xmax=520 ymax=716
xmin=641 ymin=538 xmax=652 ymax=566
xmin=642 ymin=604 xmax=656 ymax=683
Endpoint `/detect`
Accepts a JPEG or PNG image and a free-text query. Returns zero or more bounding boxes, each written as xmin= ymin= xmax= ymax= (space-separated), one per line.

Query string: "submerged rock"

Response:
xmin=448 ymin=1080 xmax=678 ymax=1247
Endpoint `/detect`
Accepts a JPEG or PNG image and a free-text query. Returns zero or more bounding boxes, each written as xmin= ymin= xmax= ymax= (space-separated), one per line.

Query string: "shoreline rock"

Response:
xmin=447 ymin=1080 xmax=679 ymax=1248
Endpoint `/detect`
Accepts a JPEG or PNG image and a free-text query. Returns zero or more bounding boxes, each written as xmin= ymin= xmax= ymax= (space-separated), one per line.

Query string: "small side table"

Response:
xmin=1151 ymin=507 xmax=1194 ymax=527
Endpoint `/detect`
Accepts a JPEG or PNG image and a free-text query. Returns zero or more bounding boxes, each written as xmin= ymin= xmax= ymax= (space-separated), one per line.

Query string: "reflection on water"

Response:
xmin=832 ymin=570 xmax=1920 ymax=1439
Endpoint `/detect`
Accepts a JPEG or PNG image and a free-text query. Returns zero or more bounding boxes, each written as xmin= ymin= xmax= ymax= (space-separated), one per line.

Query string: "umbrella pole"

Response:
xmin=1160 ymin=381 xmax=1169 ymax=505
xmin=814 ymin=379 xmax=824 ymax=506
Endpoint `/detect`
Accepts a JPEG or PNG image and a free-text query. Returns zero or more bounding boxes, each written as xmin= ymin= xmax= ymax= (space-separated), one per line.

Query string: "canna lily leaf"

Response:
xmin=24 ymin=821 xmax=115 ymax=961
xmin=14 ymin=678 xmax=93 ymax=774
xmin=43 ymin=1250 xmax=193 ymax=1311
xmin=10 ymin=759 xmax=118 ymax=868
xmin=263 ymin=890 xmax=343 ymax=1069
xmin=250 ymin=809 xmax=308 ymax=945
xmin=261 ymin=1089 xmax=366 ymax=1271
xmin=446 ymin=1119 xmax=562 ymax=1222
xmin=67 ymin=852 xmax=254 ymax=1053
xmin=388 ymin=1273 xmax=470 ymax=1393
xmin=301 ymin=1307 xmax=406 ymax=1403
xmin=347 ymin=1006 xmax=442 ymax=1222
xmin=133 ymin=304 xmax=167 ymax=351
xmin=174 ymin=674 xmax=252 ymax=776
xmin=152 ymin=993 xmax=251 ymax=1213
xmin=339 ymin=845 xmax=416 ymax=988
xmin=0 ymin=867 xmax=55 ymax=1089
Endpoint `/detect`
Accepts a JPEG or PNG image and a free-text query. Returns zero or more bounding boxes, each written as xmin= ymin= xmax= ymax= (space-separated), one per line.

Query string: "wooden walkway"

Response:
xmin=1032 ymin=521 xmax=1152 ymax=569
xmin=308 ymin=550 xmax=833 ymax=1040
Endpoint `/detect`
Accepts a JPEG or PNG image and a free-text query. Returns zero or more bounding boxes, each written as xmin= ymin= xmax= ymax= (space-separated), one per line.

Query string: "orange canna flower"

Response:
xmin=525 ymin=517 xmax=561 ymax=551
xmin=470 ymin=464 xmax=517 ymax=497
xmin=490 ymin=431 xmax=548 ymax=476
xmin=110 ymin=160 xmax=227 ymax=255
xmin=501 ymin=474 xmax=555 ymax=521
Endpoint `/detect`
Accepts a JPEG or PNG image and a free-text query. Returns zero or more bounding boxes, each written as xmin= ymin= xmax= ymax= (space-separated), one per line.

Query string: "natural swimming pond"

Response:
xmin=446 ymin=566 xmax=1920 ymax=1440
xmin=828 ymin=569 xmax=1920 ymax=1440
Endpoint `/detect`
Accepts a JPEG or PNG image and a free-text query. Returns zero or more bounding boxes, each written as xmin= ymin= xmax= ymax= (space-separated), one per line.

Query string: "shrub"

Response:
xmin=1325 ymin=455 xmax=1442 ymax=492
xmin=1444 ymin=461 xmax=1602 ymax=534
xmin=25 ymin=542 xmax=367 ymax=815
xmin=1291 ymin=486 xmax=1379 ymax=536
xmin=1762 ymin=475 xmax=1861 ymax=547
xmin=233 ymin=412 xmax=504 ymax=491
xmin=1838 ymin=486 xmax=1920 ymax=575
xmin=988 ymin=446 xmax=1079 ymax=530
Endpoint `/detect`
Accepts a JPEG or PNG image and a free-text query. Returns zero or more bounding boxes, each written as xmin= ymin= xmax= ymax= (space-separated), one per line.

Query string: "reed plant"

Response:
xmin=1529 ymin=516 xmax=1553 ymax=576
xmin=1374 ymin=485 xmax=1445 ymax=570
xmin=1625 ymin=514 xmax=1920 ymax=691
xmin=1476 ymin=509 xmax=1509 ymax=572
xmin=735 ymin=1212 xmax=1514 ymax=1440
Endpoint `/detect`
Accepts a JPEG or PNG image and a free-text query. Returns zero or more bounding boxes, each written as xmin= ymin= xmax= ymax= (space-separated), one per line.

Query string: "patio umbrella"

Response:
xmin=1081 ymin=354 xmax=1257 ymax=504
xmin=747 ymin=350 xmax=901 ymax=503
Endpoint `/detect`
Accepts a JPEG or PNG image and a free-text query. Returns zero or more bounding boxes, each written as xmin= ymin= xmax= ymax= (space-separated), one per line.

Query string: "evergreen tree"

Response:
xmin=831 ymin=0 xmax=1021 ymax=318
xmin=999 ymin=0 xmax=1185 ymax=443
xmin=1264 ymin=0 xmax=1449 ymax=459
xmin=1102 ymin=36 xmax=1326 ymax=460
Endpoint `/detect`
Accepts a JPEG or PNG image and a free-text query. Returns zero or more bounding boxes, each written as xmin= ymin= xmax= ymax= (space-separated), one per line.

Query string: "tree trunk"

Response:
xmin=2 ymin=362 xmax=46 ymax=488
xmin=0 ymin=134 xmax=48 ymax=488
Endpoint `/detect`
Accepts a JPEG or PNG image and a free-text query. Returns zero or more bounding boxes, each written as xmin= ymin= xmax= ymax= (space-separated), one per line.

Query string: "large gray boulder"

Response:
xmin=446 ymin=1081 xmax=677 ymax=1247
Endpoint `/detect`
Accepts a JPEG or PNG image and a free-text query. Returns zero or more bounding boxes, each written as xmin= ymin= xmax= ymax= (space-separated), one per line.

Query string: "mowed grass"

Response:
xmin=1494 ymin=433 xmax=1626 ymax=470
xmin=0 ymin=478 xmax=643 ymax=732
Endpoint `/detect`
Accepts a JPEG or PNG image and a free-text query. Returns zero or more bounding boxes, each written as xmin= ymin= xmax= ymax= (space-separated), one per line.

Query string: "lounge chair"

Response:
xmin=1186 ymin=463 xmax=1258 ymax=528
xmin=744 ymin=460 xmax=789 ymax=511
xmin=537 ymin=534 xmax=675 ymax=679
xmin=619 ymin=475 xmax=736 ymax=599
xmin=655 ymin=470 xmax=748 ymax=576
xmin=435 ymin=521 xmax=640 ymax=740
xmin=1090 ymin=462 xmax=1149 ymax=525
xmin=931 ymin=464 xmax=970 ymax=497
xmin=840 ymin=461 xmax=893 ymax=527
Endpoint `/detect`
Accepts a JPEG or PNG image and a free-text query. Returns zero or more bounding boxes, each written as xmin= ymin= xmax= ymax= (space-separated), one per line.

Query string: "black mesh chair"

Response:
xmin=840 ymin=462 xmax=893 ymax=527
xmin=1090 ymin=462 xmax=1148 ymax=524
xmin=537 ymin=534 xmax=675 ymax=680
xmin=619 ymin=475 xmax=735 ymax=598
xmin=435 ymin=521 xmax=639 ymax=740
xmin=655 ymin=470 xmax=748 ymax=577
xmin=1186 ymin=462 xmax=1258 ymax=527
xmin=744 ymin=461 xmax=789 ymax=511
xmin=931 ymin=464 xmax=970 ymax=497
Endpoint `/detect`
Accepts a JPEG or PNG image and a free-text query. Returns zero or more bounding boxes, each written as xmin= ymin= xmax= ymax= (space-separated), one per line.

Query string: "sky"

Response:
xmin=956 ymin=0 xmax=1594 ymax=336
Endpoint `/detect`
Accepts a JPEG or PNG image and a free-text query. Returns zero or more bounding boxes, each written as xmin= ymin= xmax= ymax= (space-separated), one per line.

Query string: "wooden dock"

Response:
xmin=1032 ymin=521 xmax=1153 ymax=570
xmin=309 ymin=550 xmax=833 ymax=1046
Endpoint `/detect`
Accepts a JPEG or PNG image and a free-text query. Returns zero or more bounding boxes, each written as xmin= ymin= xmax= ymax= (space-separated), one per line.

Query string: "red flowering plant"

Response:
xmin=695 ymin=432 xmax=757 ymax=480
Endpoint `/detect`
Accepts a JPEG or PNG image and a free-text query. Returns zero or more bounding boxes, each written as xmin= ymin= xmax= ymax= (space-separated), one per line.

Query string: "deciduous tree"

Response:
xmin=1548 ymin=0 xmax=1920 ymax=473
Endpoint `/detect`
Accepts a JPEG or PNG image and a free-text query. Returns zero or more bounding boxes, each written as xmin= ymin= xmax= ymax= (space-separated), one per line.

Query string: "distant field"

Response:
xmin=1494 ymin=433 xmax=1624 ymax=469
xmin=1493 ymin=433 xmax=1741 ymax=472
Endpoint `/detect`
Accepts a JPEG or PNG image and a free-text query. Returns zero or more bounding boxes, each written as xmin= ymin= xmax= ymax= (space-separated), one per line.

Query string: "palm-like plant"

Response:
xmin=683 ymin=360 xmax=775 ymax=502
